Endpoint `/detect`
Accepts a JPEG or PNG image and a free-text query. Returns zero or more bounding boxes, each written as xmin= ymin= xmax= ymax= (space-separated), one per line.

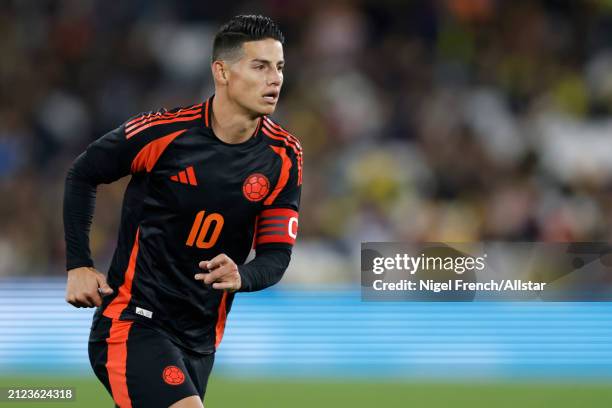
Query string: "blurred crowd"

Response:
xmin=2 ymin=0 xmax=612 ymax=281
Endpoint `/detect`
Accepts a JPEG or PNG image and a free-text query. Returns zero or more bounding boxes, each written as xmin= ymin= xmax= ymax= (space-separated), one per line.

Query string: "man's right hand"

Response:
xmin=65 ymin=267 xmax=114 ymax=308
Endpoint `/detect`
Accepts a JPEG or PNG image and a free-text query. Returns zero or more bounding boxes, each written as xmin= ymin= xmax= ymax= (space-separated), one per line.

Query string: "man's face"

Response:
xmin=225 ymin=38 xmax=284 ymax=116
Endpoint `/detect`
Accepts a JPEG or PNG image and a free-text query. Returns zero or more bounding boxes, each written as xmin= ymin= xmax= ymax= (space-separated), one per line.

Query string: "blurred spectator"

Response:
xmin=1 ymin=0 xmax=612 ymax=283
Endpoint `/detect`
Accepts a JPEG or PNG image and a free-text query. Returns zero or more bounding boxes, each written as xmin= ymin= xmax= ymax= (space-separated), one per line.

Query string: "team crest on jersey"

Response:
xmin=243 ymin=173 xmax=270 ymax=202
xmin=162 ymin=365 xmax=185 ymax=385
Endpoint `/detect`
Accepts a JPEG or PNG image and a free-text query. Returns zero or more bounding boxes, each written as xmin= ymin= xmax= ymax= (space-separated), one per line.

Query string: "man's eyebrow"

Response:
xmin=251 ymin=58 xmax=285 ymax=65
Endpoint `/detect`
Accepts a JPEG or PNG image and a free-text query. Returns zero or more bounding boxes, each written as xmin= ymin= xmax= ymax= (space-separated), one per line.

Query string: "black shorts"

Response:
xmin=88 ymin=316 xmax=215 ymax=408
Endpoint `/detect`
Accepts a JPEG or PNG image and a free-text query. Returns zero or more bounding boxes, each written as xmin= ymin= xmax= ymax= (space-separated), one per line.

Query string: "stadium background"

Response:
xmin=2 ymin=0 xmax=612 ymax=407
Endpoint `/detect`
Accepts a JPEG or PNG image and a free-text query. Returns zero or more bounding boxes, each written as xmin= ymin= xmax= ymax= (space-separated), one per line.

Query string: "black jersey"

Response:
xmin=63 ymin=96 xmax=302 ymax=354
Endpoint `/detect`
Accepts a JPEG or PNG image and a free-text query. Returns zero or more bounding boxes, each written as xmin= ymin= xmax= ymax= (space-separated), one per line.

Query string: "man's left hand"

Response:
xmin=195 ymin=253 xmax=241 ymax=291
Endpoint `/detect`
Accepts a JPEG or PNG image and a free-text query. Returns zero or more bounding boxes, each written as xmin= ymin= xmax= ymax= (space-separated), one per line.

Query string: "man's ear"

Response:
xmin=212 ymin=61 xmax=229 ymax=85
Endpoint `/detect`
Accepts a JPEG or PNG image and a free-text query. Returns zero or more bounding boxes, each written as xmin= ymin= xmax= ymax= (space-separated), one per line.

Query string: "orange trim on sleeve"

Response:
xmin=130 ymin=129 xmax=187 ymax=173
xmin=126 ymin=106 xmax=202 ymax=132
xmin=264 ymin=145 xmax=292 ymax=206
xmin=126 ymin=115 xmax=201 ymax=139
xmin=261 ymin=122 xmax=301 ymax=154
xmin=261 ymin=124 xmax=303 ymax=186
xmin=263 ymin=119 xmax=302 ymax=151
xmin=126 ymin=103 xmax=201 ymax=126
xmin=106 ymin=320 xmax=134 ymax=408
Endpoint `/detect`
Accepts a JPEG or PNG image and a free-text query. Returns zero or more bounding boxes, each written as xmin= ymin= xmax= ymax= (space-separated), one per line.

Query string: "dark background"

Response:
xmin=2 ymin=0 xmax=612 ymax=281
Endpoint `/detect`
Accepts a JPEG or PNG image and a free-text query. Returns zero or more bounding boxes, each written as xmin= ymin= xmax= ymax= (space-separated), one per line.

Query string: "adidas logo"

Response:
xmin=170 ymin=166 xmax=198 ymax=186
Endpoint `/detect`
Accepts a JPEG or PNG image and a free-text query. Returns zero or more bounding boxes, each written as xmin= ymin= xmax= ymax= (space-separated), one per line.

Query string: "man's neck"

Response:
xmin=210 ymin=93 xmax=260 ymax=144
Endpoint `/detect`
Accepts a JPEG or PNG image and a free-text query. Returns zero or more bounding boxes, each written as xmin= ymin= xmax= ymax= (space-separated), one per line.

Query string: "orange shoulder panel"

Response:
xmin=130 ymin=129 xmax=187 ymax=173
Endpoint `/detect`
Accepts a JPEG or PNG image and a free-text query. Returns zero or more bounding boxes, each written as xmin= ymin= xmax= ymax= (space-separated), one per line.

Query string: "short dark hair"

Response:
xmin=212 ymin=15 xmax=285 ymax=62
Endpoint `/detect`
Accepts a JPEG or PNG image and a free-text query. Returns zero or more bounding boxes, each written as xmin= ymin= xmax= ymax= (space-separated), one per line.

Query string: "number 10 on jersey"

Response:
xmin=186 ymin=211 xmax=224 ymax=249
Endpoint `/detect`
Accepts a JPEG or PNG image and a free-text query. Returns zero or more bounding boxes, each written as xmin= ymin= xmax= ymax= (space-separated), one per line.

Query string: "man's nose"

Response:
xmin=268 ymin=70 xmax=282 ymax=85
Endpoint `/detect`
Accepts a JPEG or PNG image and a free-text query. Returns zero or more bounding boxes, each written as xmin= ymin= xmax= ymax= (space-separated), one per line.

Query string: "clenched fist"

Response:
xmin=65 ymin=267 xmax=114 ymax=308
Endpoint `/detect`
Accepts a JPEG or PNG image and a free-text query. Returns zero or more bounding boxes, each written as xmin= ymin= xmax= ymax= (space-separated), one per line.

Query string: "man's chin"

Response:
xmin=256 ymin=104 xmax=277 ymax=116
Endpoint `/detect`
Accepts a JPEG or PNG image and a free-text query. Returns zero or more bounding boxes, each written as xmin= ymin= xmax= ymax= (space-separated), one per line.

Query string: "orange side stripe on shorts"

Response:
xmin=106 ymin=320 xmax=133 ymax=408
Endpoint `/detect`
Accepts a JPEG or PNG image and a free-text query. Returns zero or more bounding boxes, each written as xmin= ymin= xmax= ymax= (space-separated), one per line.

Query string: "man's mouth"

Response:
xmin=262 ymin=91 xmax=279 ymax=103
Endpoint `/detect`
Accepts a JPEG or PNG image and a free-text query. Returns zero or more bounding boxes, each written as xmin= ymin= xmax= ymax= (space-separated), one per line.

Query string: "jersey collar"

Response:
xmin=202 ymin=95 xmax=263 ymax=139
xmin=202 ymin=95 xmax=263 ymax=145
xmin=203 ymin=96 xmax=213 ymax=128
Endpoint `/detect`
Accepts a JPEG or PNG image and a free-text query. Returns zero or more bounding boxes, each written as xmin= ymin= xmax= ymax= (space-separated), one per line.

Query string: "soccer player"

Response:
xmin=63 ymin=15 xmax=302 ymax=408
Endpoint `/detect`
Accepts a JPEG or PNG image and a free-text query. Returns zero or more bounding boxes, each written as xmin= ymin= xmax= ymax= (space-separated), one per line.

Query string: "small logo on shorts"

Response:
xmin=162 ymin=366 xmax=185 ymax=385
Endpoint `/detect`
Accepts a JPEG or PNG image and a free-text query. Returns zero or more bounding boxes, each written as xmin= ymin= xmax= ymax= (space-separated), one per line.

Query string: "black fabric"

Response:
xmin=89 ymin=317 xmax=215 ymax=408
xmin=63 ymin=156 xmax=97 ymax=270
xmin=238 ymin=246 xmax=291 ymax=292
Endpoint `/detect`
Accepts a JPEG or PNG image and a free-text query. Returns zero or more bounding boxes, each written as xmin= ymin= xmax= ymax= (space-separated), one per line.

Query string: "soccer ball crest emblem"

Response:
xmin=162 ymin=365 xmax=185 ymax=385
xmin=242 ymin=173 xmax=270 ymax=202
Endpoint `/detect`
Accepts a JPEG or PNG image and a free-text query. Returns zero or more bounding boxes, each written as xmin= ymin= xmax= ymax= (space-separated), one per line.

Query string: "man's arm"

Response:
xmin=64 ymin=105 xmax=205 ymax=306
xmin=63 ymin=152 xmax=102 ymax=271
xmin=194 ymin=247 xmax=291 ymax=292
xmin=237 ymin=247 xmax=291 ymax=291
xmin=63 ymin=125 xmax=129 ymax=307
